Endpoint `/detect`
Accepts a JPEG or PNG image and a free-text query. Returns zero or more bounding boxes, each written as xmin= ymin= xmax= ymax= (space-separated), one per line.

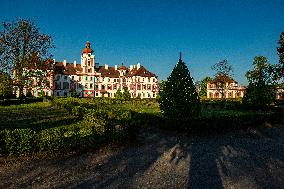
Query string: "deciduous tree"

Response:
xmin=211 ymin=59 xmax=233 ymax=98
xmin=0 ymin=19 xmax=53 ymax=97
xmin=198 ymin=76 xmax=212 ymax=99
xmin=243 ymin=56 xmax=276 ymax=106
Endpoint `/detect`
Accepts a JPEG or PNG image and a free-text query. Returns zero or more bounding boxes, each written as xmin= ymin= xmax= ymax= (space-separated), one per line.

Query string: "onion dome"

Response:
xmin=81 ymin=41 xmax=94 ymax=54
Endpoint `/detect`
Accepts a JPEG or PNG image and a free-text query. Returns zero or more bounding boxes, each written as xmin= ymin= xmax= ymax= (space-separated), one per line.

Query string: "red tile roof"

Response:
xmin=127 ymin=66 xmax=156 ymax=77
xmin=209 ymin=74 xmax=235 ymax=84
xmin=54 ymin=62 xmax=82 ymax=75
xmin=98 ymin=66 xmax=120 ymax=78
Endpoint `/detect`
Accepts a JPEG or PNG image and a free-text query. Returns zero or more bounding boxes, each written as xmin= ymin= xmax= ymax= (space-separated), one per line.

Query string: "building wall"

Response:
xmin=206 ymin=81 xmax=245 ymax=99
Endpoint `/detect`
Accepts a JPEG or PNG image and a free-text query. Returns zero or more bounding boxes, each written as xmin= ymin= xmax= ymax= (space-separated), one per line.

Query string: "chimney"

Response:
xmin=137 ymin=62 xmax=141 ymax=69
xmin=105 ymin=64 xmax=108 ymax=70
xmin=115 ymin=65 xmax=117 ymax=70
xmin=73 ymin=60 xmax=77 ymax=67
xmin=130 ymin=65 xmax=133 ymax=70
xmin=63 ymin=60 xmax=66 ymax=67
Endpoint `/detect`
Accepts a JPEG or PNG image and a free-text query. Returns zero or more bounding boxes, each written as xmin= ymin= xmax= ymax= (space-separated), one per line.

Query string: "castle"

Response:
xmin=22 ymin=41 xmax=159 ymax=98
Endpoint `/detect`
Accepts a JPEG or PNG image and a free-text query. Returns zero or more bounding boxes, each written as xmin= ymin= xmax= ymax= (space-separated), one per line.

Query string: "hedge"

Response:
xmin=1 ymin=97 xmax=283 ymax=156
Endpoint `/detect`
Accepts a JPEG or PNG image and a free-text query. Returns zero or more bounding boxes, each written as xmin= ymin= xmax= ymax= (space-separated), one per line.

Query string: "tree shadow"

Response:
xmin=187 ymin=125 xmax=284 ymax=189
xmin=186 ymin=133 xmax=224 ymax=189
xmin=1 ymin=125 xmax=283 ymax=189
xmin=64 ymin=128 xmax=180 ymax=188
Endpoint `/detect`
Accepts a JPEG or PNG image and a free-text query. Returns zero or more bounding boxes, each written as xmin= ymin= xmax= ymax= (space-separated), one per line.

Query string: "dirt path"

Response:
xmin=1 ymin=125 xmax=284 ymax=189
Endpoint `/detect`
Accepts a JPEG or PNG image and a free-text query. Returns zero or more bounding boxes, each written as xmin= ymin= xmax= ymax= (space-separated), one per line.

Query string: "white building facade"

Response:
xmin=53 ymin=41 xmax=159 ymax=98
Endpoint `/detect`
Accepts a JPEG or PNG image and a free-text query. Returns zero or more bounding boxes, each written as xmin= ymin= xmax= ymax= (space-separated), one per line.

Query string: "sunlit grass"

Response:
xmin=0 ymin=102 xmax=79 ymax=130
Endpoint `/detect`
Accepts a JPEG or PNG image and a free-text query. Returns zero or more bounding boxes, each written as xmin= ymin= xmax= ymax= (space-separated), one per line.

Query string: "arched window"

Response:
xmin=235 ymin=92 xmax=241 ymax=98
xmin=228 ymin=92 xmax=233 ymax=98
xmin=215 ymin=92 xmax=219 ymax=98
xmin=209 ymin=92 xmax=213 ymax=98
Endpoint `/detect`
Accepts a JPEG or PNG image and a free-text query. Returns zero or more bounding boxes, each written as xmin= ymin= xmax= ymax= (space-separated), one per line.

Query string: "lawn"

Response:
xmin=0 ymin=101 xmax=79 ymax=131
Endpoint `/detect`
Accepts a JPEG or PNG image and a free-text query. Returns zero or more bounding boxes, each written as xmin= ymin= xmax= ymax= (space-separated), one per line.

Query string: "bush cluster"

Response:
xmin=201 ymin=98 xmax=243 ymax=110
xmin=0 ymin=97 xmax=160 ymax=156
xmin=159 ymin=110 xmax=283 ymax=133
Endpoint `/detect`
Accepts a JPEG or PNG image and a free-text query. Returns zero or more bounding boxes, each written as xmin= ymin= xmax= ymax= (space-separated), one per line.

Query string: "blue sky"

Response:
xmin=1 ymin=0 xmax=284 ymax=84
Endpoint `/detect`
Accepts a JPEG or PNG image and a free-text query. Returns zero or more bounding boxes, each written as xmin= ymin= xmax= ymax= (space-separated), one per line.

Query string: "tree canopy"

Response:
xmin=243 ymin=56 xmax=276 ymax=106
xmin=0 ymin=18 xmax=53 ymax=97
xmin=211 ymin=59 xmax=234 ymax=98
xmin=198 ymin=76 xmax=212 ymax=99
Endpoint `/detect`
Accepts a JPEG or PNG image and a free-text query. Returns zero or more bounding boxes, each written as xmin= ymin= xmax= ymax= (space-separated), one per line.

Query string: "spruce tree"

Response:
xmin=159 ymin=53 xmax=200 ymax=121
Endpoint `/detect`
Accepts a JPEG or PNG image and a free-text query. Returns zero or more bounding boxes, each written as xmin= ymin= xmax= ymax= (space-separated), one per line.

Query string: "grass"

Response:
xmin=0 ymin=101 xmax=79 ymax=131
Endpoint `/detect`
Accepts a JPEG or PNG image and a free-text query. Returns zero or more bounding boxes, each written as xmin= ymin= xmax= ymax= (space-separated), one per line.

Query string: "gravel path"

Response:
xmin=1 ymin=124 xmax=284 ymax=189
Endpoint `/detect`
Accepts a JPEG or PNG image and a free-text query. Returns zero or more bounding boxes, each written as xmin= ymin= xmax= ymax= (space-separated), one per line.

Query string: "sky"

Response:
xmin=1 ymin=0 xmax=284 ymax=85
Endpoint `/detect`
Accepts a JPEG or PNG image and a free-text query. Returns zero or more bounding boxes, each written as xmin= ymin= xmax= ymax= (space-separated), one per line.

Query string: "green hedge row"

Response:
xmin=0 ymin=124 xmax=125 ymax=156
xmin=0 ymin=101 xmax=138 ymax=156
xmin=158 ymin=111 xmax=283 ymax=133
xmin=1 ymin=97 xmax=283 ymax=156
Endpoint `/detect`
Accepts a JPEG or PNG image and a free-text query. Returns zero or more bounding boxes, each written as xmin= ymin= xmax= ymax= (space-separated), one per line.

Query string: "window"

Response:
xmin=137 ymin=84 xmax=141 ymax=90
xmin=85 ymin=77 xmax=88 ymax=81
xmin=63 ymin=82 xmax=69 ymax=89
xmin=96 ymin=85 xmax=98 ymax=89
xmin=79 ymin=76 xmax=81 ymax=81
xmin=96 ymin=93 xmax=98 ymax=97
xmin=102 ymin=85 xmax=105 ymax=90
xmin=85 ymin=84 xmax=88 ymax=89
xmin=64 ymin=76 xmax=67 ymax=80
xmin=57 ymin=92 xmax=60 ymax=96
xmin=55 ymin=82 xmax=61 ymax=90
xmin=147 ymin=84 xmax=151 ymax=90
xmin=88 ymin=59 xmax=90 ymax=66
xmin=90 ymin=77 xmax=92 ymax=81
xmin=228 ymin=92 xmax=233 ymax=98
xmin=148 ymin=93 xmax=150 ymax=98
xmin=153 ymin=93 xmax=155 ymax=97
xmin=148 ymin=78 xmax=150 ymax=82
xmin=152 ymin=78 xmax=156 ymax=82
xmin=90 ymin=83 xmax=93 ymax=89
xmin=215 ymin=92 xmax=219 ymax=98
xmin=72 ymin=76 xmax=74 ymax=80
xmin=113 ymin=84 xmax=117 ymax=90
xmin=108 ymin=85 xmax=112 ymax=90
xmin=236 ymin=92 xmax=241 ymax=98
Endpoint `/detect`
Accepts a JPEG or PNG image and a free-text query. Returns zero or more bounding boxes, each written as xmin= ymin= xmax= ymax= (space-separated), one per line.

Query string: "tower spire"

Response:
xmin=180 ymin=52 xmax=182 ymax=60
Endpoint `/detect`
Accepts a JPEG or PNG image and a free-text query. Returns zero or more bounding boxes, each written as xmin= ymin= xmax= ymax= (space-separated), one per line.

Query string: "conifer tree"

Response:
xmin=159 ymin=53 xmax=200 ymax=121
